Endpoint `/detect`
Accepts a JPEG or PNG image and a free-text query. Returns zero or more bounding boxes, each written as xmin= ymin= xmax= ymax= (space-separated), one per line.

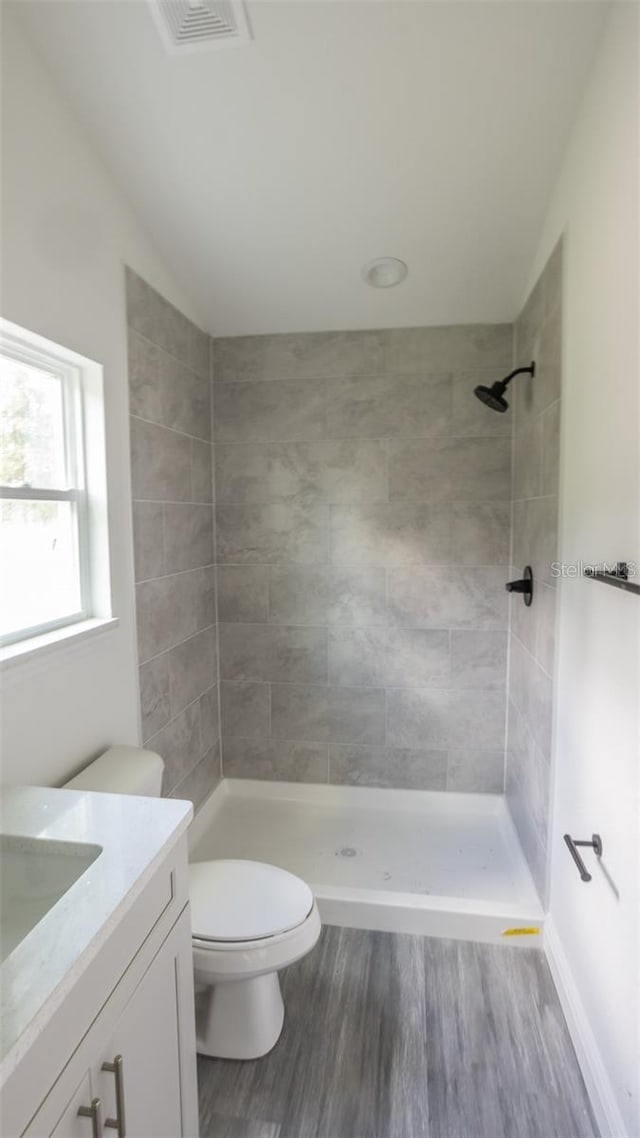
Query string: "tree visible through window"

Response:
xmin=0 ymin=334 xmax=90 ymax=646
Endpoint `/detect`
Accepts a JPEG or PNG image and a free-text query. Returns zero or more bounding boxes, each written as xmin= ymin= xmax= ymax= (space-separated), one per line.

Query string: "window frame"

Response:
xmin=0 ymin=331 xmax=93 ymax=647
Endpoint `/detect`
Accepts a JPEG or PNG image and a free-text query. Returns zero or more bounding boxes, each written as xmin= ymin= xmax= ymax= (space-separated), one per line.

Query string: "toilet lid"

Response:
xmin=188 ymin=859 xmax=314 ymax=943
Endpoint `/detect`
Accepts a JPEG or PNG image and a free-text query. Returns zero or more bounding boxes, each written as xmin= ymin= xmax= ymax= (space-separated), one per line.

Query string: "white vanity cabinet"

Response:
xmin=33 ymin=910 xmax=193 ymax=1138
xmin=1 ymin=828 xmax=198 ymax=1138
xmin=89 ymin=915 xmax=187 ymax=1138
xmin=49 ymin=1078 xmax=93 ymax=1138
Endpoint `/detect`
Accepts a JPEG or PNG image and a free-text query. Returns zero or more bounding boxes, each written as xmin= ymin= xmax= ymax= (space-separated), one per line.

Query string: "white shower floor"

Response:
xmin=189 ymin=780 xmax=544 ymax=946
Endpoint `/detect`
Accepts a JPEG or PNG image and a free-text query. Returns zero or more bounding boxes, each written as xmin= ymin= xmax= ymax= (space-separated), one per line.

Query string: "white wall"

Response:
xmin=525 ymin=7 xmax=639 ymax=1136
xmin=0 ymin=8 xmax=205 ymax=788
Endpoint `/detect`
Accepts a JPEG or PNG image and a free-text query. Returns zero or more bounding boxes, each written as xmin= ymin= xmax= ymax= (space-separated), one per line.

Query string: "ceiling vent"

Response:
xmin=149 ymin=0 xmax=251 ymax=53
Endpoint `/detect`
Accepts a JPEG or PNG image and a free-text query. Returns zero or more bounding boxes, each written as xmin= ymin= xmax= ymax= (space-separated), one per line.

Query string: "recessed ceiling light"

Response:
xmin=362 ymin=257 xmax=408 ymax=289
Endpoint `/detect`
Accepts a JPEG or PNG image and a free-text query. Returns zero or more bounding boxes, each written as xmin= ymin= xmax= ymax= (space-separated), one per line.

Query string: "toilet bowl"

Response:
xmin=65 ymin=747 xmax=321 ymax=1062
xmin=189 ymin=859 xmax=321 ymax=1059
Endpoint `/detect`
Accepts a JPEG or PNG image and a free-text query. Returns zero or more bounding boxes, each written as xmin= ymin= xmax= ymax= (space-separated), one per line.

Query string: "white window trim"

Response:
xmin=0 ymin=318 xmax=114 ymax=662
xmin=0 ymin=616 xmax=119 ymax=672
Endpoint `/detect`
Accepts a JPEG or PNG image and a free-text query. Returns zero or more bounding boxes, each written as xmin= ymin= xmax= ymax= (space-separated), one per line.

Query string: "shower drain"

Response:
xmin=336 ymin=846 xmax=357 ymax=858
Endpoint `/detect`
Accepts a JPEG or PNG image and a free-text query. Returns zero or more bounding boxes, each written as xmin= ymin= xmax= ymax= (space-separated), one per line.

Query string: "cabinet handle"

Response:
xmin=78 ymin=1097 xmax=103 ymax=1138
xmin=102 ymin=1054 xmax=126 ymax=1137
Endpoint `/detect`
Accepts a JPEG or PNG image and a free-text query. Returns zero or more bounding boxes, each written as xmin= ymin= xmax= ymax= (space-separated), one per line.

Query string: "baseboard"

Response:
xmin=544 ymin=916 xmax=629 ymax=1138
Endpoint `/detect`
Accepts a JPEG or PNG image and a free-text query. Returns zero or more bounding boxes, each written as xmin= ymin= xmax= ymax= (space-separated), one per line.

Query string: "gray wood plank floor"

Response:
xmin=198 ymin=926 xmax=599 ymax=1138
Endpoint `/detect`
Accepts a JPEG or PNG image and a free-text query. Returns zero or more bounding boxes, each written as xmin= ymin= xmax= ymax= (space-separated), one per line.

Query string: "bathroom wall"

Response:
xmin=213 ymin=325 xmax=513 ymax=791
xmin=0 ymin=8 xmax=204 ymax=788
xmin=505 ymin=243 xmax=563 ymax=900
xmin=126 ymin=271 xmax=220 ymax=807
xmin=524 ymin=6 xmax=639 ymax=1134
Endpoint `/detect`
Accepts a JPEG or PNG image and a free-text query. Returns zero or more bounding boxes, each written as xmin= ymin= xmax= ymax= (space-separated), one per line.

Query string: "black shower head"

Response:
xmin=473 ymin=362 xmax=535 ymax=413
xmin=474 ymin=381 xmax=509 ymax=413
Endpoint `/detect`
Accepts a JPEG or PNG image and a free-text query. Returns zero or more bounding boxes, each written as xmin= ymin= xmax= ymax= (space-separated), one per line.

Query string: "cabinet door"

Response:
xmin=93 ymin=909 xmax=197 ymax=1138
xmin=50 ymin=1075 xmax=94 ymax=1138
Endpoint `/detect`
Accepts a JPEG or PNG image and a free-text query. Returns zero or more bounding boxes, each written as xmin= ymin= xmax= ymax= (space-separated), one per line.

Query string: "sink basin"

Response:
xmin=0 ymin=834 xmax=102 ymax=963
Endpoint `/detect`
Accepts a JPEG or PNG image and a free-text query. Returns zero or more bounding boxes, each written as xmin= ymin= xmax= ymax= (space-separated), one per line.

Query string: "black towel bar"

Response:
xmin=563 ymin=834 xmax=603 ymax=882
xmin=584 ymin=562 xmax=640 ymax=595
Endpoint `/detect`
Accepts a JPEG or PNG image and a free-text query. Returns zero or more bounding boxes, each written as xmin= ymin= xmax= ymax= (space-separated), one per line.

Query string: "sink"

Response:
xmin=0 ymin=834 xmax=102 ymax=963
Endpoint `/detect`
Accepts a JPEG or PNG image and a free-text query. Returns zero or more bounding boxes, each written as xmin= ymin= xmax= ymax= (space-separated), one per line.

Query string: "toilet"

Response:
xmin=190 ymin=858 xmax=320 ymax=1059
xmin=65 ymin=745 xmax=322 ymax=1060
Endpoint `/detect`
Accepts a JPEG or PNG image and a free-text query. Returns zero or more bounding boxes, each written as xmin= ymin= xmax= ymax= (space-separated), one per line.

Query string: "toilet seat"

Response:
xmin=189 ymin=858 xmax=314 ymax=944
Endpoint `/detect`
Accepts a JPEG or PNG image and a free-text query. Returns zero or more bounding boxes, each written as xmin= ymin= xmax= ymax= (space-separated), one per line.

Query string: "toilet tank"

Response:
xmin=64 ymin=745 xmax=164 ymax=797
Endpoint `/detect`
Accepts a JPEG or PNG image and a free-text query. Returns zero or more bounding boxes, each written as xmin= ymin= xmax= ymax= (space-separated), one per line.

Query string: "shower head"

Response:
xmin=473 ymin=362 xmax=535 ymax=413
xmin=474 ymin=381 xmax=509 ymax=413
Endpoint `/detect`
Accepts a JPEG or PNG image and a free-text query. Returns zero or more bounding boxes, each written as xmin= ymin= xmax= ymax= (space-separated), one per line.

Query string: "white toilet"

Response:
xmin=65 ymin=746 xmax=322 ymax=1060
xmin=190 ymin=858 xmax=320 ymax=1058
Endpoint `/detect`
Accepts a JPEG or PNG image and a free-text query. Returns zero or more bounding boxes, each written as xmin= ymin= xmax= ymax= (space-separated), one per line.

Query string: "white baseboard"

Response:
xmin=544 ymin=916 xmax=629 ymax=1138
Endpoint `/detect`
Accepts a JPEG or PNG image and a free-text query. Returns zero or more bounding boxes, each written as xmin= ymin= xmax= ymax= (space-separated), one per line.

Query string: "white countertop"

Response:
xmin=0 ymin=785 xmax=192 ymax=1082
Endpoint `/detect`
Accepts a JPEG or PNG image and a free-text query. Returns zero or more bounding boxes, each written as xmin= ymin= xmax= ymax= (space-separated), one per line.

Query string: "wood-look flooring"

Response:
xmin=197 ymin=926 xmax=599 ymax=1138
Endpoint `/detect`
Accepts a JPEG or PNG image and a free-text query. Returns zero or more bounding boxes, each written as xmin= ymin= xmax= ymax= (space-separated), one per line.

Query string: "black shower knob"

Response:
xmin=506 ymin=566 xmax=534 ymax=606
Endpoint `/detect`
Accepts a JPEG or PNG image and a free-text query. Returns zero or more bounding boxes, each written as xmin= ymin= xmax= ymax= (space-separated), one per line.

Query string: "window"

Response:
xmin=0 ymin=321 xmax=111 ymax=652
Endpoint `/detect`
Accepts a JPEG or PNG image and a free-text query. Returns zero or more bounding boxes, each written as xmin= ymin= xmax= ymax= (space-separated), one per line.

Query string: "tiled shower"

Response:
xmin=126 ymin=268 xmax=221 ymax=806
xmin=507 ymin=243 xmax=562 ymax=899
xmin=126 ymin=243 xmax=561 ymax=903
xmin=214 ymin=326 xmax=512 ymax=794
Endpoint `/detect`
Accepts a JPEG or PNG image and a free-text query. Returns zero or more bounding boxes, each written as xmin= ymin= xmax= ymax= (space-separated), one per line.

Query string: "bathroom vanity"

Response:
xmin=0 ymin=786 xmax=198 ymax=1138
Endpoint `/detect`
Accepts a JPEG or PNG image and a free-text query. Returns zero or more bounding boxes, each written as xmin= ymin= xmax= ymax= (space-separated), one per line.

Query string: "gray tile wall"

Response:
xmin=124 ymin=267 xmax=561 ymax=888
xmin=506 ymin=241 xmax=563 ymax=900
xmin=126 ymin=269 xmax=220 ymax=809
xmin=213 ymin=324 xmax=513 ymax=792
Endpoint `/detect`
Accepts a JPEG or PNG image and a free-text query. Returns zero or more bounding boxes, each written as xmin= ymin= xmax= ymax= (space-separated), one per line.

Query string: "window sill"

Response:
xmin=0 ymin=617 xmax=119 ymax=672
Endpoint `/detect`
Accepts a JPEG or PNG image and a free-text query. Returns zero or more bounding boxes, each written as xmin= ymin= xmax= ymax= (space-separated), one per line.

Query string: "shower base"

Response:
xmin=189 ymin=779 xmax=544 ymax=947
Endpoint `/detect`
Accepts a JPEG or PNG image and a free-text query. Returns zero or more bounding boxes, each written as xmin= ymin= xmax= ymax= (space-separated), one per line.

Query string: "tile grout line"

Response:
xmin=128 ymin=324 xmax=210 ymax=384
xmin=210 ymin=337 xmax=224 ymax=784
xmin=134 ymin=498 xmax=214 ymax=507
xmin=217 ymin=619 xmax=508 ymax=635
xmin=503 ymin=323 xmax=518 ymax=795
xmin=220 ymin=677 xmax=508 ymax=694
xmin=160 ymin=500 xmax=167 ymax=580
xmin=144 ymin=685 xmax=211 ymax=751
xmin=214 ymin=496 xmax=513 ymax=508
xmin=138 ymin=622 xmax=217 ymax=668
xmin=131 ymin=411 xmax=212 ymax=446
xmin=213 ymin=431 xmax=514 ymax=447
xmin=510 ymin=629 xmax=555 ymax=681
xmin=210 ymin=363 xmax=514 ymax=387
xmin=222 ymin=732 xmax=500 ymax=754
xmin=136 ymin=562 xmax=215 ymax=587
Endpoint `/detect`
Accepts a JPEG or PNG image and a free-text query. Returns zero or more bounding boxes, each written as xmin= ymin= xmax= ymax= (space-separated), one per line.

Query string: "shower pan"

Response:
xmin=188 ymin=781 xmax=544 ymax=947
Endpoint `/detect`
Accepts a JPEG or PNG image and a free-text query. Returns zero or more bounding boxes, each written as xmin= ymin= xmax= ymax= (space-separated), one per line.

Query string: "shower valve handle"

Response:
xmin=505 ymin=566 xmax=533 ymax=606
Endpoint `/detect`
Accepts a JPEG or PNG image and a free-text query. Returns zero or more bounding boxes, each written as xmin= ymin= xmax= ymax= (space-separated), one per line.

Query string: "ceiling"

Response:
xmin=14 ymin=1 xmax=607 ymax=336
